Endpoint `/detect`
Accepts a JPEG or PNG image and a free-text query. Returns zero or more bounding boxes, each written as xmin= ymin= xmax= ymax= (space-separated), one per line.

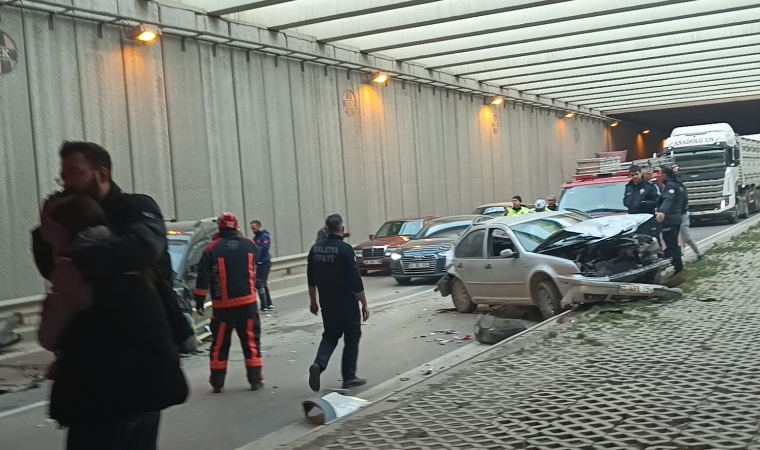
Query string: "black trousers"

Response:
xmin=209 ymin=304 xmax=263 ymax=387
xmin=314 ymin=304 xmax=361 ymax=381
xmin=662 ymin=223 xmax=683 ymax=273
xmin=66 ymin=412 xmax=160 ymax=450
xmin=256 ymin=261 xmax=272 ymax=309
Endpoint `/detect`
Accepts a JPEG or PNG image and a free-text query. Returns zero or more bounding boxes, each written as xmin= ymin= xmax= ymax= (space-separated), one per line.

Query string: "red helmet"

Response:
xmin=217 ymin=212 xmax=239 ymax=231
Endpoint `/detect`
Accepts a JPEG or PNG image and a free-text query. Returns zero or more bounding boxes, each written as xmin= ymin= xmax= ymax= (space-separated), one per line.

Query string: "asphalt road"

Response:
xmin=0 ymin=218 xmax=734 ymax=450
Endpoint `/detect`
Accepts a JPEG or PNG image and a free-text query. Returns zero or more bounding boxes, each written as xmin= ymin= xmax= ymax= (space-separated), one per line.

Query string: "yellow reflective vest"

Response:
xmin=504 ymin=206 xmax=531 ymax=216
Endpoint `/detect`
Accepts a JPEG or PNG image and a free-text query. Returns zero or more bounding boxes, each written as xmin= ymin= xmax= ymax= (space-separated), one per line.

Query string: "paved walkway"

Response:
xmin=289 ymin=225 xmax=760 ymax=450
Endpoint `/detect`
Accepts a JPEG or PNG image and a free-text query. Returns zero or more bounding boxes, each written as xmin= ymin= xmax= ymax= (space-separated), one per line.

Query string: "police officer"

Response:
xmin=642 ymin=164 xmax=662 ymax=196
xmin=307 ymin=214 xmax=370 ymax=392
xmin=656 ymin=165 xmax=686 ymax=282
xmin=624 ymin=164 xmax=660 ymax=238
xmin=195 ymin=212 xmax=264 ymax=393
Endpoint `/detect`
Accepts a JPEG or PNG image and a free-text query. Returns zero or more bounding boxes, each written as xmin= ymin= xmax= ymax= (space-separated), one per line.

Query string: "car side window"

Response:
xmin=489 ymin=228 xmax=515 ymax=258
xmin=186 ymin=238 xmax=211 ymax=274
xmin=455 ymin=229 xmax=486 ymax=258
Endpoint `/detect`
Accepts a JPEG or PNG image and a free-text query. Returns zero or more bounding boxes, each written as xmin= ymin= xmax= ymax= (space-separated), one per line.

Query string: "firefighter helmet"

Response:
xmin=217 ymin=212 xmax=239 ymax=231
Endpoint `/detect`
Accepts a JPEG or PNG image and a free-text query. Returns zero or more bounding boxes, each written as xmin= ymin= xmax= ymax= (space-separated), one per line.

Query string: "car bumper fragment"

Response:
xmin=556 ymin=274 xmax=683 ymax=307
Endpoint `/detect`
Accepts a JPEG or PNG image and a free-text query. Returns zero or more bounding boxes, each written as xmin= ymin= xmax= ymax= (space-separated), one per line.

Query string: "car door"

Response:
xmin=482 ymin=227 xmax=531 ymax=304
xmin=452 ymin=228 xmax=488 ymax=300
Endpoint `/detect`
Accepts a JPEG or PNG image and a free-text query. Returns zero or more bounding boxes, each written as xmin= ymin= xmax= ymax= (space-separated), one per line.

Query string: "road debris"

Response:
xmin=474 ymin=315 xmax=527 ymax=345
xmin=420 ymin=364 xmax=433 ymax=375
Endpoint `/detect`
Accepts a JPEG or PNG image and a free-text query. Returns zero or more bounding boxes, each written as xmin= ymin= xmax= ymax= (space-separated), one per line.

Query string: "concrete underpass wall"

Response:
xmin=0 ymin=1 xmax=606 ymax=301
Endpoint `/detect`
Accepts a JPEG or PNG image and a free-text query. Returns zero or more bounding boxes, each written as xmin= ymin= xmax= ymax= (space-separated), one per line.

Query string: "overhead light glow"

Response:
xmin=642 ymin=129 xmax=651 ymax=134
xmin=127 ymin=24 xmax=161 ymax=44
xmin=564 ymin=112 xmax=575 ymax=119
xmin=490 ymin=96 xmax=504 ymax=106
xmin=370 ymin=71 xmax=389 ymax=84
xmin=610 ymin=121 xmax=619 ymax=127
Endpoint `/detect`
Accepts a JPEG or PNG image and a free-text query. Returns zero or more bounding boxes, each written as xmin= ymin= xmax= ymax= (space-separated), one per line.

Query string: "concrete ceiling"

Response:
xmin=179 ymin=0 xmax=760 ymax=114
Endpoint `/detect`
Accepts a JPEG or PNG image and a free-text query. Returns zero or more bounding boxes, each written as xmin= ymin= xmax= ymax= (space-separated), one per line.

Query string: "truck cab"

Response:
xmin=662 ymin=123 xmax=760 ymax=224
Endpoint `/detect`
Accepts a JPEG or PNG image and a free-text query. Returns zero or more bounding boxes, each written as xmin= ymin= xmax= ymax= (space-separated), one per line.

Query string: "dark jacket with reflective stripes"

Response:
xmin=194 ymin=229 xmax=261 ymax=310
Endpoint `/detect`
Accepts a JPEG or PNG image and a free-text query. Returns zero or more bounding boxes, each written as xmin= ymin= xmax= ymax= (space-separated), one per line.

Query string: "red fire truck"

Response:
xmin=558 ymin=151 xmax=661 ymax=217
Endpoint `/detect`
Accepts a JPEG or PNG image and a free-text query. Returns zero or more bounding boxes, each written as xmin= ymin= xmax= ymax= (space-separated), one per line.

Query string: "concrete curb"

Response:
xmin=251 ymin=215 xmax=760 ymax=449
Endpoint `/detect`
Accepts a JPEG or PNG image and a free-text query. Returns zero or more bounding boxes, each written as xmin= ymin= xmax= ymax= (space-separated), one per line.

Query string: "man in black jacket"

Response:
xmin=308 ymin=214 xmax=370 ymax=392
xmin=31 ymin=142 xmax=191 ymax=449
xmin=624 ymin=164 xmax=660 ymax=238
xmin=656 ymin=165 xmax=686 ymax=284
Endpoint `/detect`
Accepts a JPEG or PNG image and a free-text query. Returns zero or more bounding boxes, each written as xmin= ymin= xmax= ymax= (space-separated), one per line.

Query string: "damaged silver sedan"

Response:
xmin=436 ymin=211 xmax=682 ymax=319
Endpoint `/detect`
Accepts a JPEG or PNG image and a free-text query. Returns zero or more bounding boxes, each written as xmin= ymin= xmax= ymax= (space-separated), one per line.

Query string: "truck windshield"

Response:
xmin=559 ymin=183 xmax=627 ymax=215
xmin=375 ymin=220 xmax=423 ymax=238
xmin=671 ymin=148 xmax=726 ymax=171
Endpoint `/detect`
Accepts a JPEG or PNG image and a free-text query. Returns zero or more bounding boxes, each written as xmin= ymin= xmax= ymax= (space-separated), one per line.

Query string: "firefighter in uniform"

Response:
xmin=656 ymin=165 xmax=687 ymax=286
xmin=194 ymin=212 xmax=264 ymax=393
xmin=307 ymin=214 xmax=370 ymax=392
xmin=624 ymin=164 xmax=660 ymax=239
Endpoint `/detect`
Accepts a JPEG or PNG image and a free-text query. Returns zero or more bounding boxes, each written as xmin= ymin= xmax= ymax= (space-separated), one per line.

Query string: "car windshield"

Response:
xmin=671 ymin=148 xmax=726 ymax=171
xmin=415 ymin=221 xmax=472 ymax=239
xmin=472 ymin=206 xmax=506 ymax=216
xmin=167 ymin=238 xmax=189 ymax=278
xmin=559 ymin=183 xmax=627 ymax=215
xmin=375 ymin=220 xmax=423 ymax=238
xmin=510 ymin=214 xmax=588 ymax=252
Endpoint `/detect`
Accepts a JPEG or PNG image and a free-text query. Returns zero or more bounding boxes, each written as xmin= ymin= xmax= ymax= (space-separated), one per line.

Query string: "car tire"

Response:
xmin=394 ymin=277 xmax=412 ymax=286
xmin=451 ymin=278 xmax=477 ymax=313
xmin=536 ymin=280 xmax=562 ymax=320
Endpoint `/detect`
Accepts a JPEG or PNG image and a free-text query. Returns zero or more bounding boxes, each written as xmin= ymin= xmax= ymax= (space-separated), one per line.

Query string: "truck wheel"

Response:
xmin=394 ymin=277 xmax=412 ymax=286
xmin=728 ymin=206 xmax=739 ymax=224
xmin=536 ymin=280 xmax=562 ymax=320
xmin=451 ymin=278 xmax=477 ymax=313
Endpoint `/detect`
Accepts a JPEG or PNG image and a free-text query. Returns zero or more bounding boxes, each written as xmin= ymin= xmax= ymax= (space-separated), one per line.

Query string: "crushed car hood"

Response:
xmin=536 ymin=214 xmax=653 ymax=251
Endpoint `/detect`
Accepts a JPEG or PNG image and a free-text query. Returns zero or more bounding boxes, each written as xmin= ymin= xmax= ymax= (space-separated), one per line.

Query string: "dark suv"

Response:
xmin=390 ymin=215 xmax=493 ymax=285
xmin=353 ymin=216 xmax=437 ymax=275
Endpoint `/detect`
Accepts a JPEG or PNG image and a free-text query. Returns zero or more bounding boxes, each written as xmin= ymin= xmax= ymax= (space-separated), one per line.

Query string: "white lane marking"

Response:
xmin=0 ymin=400 xmax=48 ymax=419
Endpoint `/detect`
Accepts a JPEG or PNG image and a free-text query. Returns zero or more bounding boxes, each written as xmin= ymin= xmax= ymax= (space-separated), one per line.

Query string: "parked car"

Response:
xmin=473 ymin=202 xmax=535 ymax=216
xmin=165 ymin=218 xmax=218 ymax=309
xmin=353 ymin=216 xmax=437 ymax=275
xmin=390 ymin=215 xmax=493 ymax=285
xmin=436 ymin=211 xmax=682 ymax=319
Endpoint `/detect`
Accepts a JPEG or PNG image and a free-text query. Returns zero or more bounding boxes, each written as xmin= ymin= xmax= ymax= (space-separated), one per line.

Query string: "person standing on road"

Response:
xmin=532 ymin=199 xmax=548 ymax=212
xmin=251 ymin=220 xmax=274 ymax=311
xmin=195 ymin=212 xmax=264 ymax=393
xmin=643 ymin=164 xmax=662 ymax=196
xmin=504 ymin=196 xmax=531 ymax=216
xmin=31 ymin=142 xmax=189 ymax=450
xmin=656 ymin=165 xmax=686 ymax=285
xmin=673 ymin=166 xmax=704 ymax=262
xmin=307 ymin=214 xmax=370 ymax=392
xmin=316 ymin=225 xmax=350 ymax=244
xmin=546 ymin=195 xmax=559 ymax=211
xmin=624 ymin=164 xmax=660 ymax=239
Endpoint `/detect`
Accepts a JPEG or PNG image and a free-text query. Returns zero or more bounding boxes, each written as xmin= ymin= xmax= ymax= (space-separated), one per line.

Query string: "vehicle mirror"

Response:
xmin=500 ymin=249 xmax=517 ymax=259
xmin=369 ymin=234 xmax=374 ymax=240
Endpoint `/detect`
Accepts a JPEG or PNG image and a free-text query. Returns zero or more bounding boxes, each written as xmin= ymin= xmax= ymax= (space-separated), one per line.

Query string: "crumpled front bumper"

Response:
xmin=555 ymin=273 xmax=683 ymax=307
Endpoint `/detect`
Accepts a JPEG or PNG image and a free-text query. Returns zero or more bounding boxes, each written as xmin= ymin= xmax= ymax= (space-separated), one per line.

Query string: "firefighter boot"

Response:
xmin=210 ymin=371 xmax=226 ymax=393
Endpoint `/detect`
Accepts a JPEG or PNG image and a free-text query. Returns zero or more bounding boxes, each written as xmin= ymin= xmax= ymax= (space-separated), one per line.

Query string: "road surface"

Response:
xmin=0 ymin=219 xmax=730 ymax=450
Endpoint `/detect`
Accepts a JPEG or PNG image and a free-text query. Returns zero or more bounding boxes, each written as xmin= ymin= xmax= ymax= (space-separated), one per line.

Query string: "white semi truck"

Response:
xmin=660 ymin=123 xmax=760 ymax=224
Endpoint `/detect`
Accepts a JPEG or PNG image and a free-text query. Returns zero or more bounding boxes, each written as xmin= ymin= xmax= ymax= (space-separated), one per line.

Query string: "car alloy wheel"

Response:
xmin=451 ymin=279 xmax=476 ymax=313
xmin=536 ymin=280 xmax=562 ymax=320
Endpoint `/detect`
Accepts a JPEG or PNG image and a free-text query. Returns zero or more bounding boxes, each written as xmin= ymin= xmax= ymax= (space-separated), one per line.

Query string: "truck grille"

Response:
xmin=363 ymin=248 xmax=385 ymax=258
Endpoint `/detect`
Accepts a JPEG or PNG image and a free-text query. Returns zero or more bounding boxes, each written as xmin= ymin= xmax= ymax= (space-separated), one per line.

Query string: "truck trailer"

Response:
xmin=661 ymin=123 xmax=760 ymax=224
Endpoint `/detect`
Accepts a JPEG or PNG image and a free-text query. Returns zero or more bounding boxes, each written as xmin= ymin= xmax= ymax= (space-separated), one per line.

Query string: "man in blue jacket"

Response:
xmin=251 ymin=220 xmax=273 ymax=311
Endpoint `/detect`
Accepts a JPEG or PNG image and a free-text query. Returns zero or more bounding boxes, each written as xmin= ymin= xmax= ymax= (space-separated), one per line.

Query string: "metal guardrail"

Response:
xmin=0 ymin=253 xmax=310 ymax=320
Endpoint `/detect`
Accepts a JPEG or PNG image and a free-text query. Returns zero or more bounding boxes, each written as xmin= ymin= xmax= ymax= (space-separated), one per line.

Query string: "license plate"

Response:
xmin=364 ymin=260 xmax=383 ymax=265
xmin=618 ymin=285 xmax=654 ymax=294
xmin=408 ymin=262 xmax=431 ymax=269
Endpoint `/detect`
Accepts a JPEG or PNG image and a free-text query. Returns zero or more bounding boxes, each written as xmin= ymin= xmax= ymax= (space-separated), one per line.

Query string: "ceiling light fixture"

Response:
xmin=490 ymin=96 xmax=504 ymax=106
xmin=370 ymin=71 xmax=389 ymax=84
xmin=127 ymin=24 xmax=161 ymax=43
xmin=610 ymin=121 xmax=619 ymax=127
xmin=564 ymin=112 xmax=575 ymax=119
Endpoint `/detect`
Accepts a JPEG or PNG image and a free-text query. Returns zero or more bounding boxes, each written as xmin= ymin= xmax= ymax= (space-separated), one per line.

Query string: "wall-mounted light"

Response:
xmin=370 ymin=71 xmax=389 ymax=84
xmin=127 ymin=24 xmax=161 ymax=44
xmin=564 ymin=112 xmax=575 ymax=119
xmin=642 ymin=129 xmax=651 ymax=134
xmin=610 ymin=121 xmax=619 ymax=127
xmin=490 ymin=96 xmax=504 ymax=106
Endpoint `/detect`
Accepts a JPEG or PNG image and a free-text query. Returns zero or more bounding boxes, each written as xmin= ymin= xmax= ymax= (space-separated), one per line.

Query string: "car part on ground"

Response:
xmin=474 ymin=315 xmax=527 ymax=345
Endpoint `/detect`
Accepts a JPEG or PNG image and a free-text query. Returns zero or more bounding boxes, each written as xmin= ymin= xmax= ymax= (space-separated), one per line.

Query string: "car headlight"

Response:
xmin=390 ymin=252 xmax=402 ymax=261
xmin=442 ymin=248 xmax=454 ymax=266
xmin=385 ymin=247 xmax=396 ymax=256
xmin=355 ymin=250 xmax=362 ymax=257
